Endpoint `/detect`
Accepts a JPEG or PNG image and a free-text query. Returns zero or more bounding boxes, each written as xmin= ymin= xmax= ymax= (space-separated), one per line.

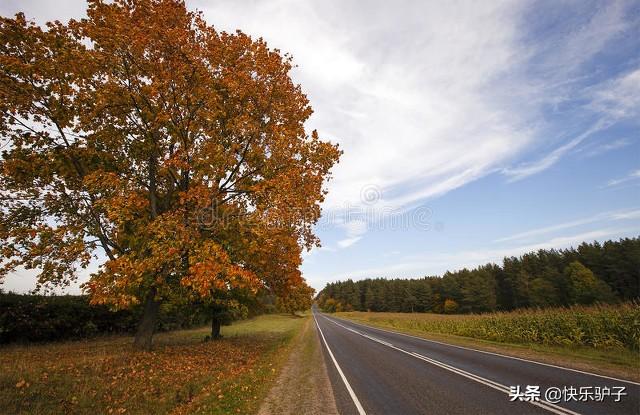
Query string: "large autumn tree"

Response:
xmin=0 ymin=0 xmax=340 ymax=349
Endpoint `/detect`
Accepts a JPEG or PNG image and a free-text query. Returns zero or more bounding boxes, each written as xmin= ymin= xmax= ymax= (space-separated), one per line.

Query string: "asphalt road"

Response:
xmin=313 ymin=311 xmax=640 ymax=415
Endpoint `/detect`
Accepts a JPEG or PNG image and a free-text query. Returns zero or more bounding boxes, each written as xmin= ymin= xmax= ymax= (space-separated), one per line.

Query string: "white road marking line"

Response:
xmin=408 ymin=351 xmax=581 ymax=415
xmin=363 ymin=333 xmax=393 ymax=347
xmin=337 ymin=323 xmax=394 ymax=348
xmin=313 ymin=313 xmax=367 ymax=415
xmin=324 ymin=315 xmax=582 ymax=415
xmin=329 ymin=314 xmax=640 ymax=386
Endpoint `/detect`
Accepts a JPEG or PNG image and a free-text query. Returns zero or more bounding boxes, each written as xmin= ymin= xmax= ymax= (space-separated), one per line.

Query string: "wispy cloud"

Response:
xmin=337 ymin=238 xmax=361 ymax=249
xmin=323 ymin=227 xmax=640 ymax=282
xmin=606 ymin=169 xmax=640 ymax=187
xmin=588 ymin=68 xmax=640 ymax=119
xmin=580 ymin=138 xmax=633 ymax=158
xmin=501 ymin=64 xmax=640 ymax=182
xmin=494 ymin=208 xmax=640 ymax=243
xmin=539 ymin=0 xmax=631 ymax=75
xmin=502 ymin=121 xmax=609 ymax=181
xmin=194 ymin=0 xmax=638 ymax=216
xmin=499 ymin=1 xmax=639 ymax=182
xmin=337 ymin=219 xmax=368 ymax=248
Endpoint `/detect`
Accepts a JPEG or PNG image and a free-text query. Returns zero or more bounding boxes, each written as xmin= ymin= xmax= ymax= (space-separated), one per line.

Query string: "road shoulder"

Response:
xmin=258 ymin=316 xmax=339 ymax=415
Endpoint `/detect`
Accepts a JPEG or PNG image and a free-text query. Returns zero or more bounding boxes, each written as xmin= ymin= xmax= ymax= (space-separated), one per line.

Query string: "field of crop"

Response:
xmin=0 ymin=314 xmax=306 ymax=415
xmin=338 ymin=302 xmax=640 ymax=350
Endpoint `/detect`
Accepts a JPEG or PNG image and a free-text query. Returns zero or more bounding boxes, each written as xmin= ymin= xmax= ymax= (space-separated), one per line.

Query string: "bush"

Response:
xmin=443 ymin=299 xmax=459 ymax=314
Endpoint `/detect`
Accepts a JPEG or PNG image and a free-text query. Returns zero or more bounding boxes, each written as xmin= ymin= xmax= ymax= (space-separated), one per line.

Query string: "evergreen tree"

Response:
xmin=529 ymin=278 xmax=559 ymax=308
xmin=316 ymin=238 xmax=637 ymax=315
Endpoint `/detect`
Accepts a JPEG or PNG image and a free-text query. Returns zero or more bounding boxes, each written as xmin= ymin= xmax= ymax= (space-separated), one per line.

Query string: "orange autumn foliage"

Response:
xmin=276 ymin=281 xmax=315 ymax=315
xmin=0 ymin=326 xmax=283 ymax=414
xmin=0 ymin=0 xmax=339 ymax=339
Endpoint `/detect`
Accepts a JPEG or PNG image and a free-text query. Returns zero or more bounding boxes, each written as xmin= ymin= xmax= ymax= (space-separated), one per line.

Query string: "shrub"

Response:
xmin=443 ymin=299 xmax=459 ymax=314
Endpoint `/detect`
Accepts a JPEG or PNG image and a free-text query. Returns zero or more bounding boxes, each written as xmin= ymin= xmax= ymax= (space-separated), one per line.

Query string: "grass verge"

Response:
xmin=335 ymin=311 xmax=640 ymax=382
xmin=0 ymin=313 xmax=306 ymax=415
xmin=257 ymin=317 xmax=338 ymax=415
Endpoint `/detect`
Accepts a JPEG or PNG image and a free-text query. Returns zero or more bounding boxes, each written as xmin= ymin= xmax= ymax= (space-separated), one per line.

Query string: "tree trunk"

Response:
xmin=133 ymin=287 xmax=160 ymax=350
xmin=211 ymin=317 xmax=222 ymax=339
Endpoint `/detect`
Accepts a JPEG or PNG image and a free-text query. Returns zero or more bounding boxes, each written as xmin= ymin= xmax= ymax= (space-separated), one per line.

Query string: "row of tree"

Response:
xmin=0 ymin=0 xmax=332 ymax=348
xmin=317 ymin=237 xmax=639 ymax=314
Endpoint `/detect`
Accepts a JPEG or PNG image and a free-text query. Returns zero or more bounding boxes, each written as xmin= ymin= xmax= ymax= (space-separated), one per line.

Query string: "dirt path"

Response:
xmin=257 ymin=316 xmax=339 ymax=415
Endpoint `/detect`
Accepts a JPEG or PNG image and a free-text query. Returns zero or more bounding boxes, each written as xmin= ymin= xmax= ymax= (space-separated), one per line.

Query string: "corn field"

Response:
xmin=337 ymin=302 xmax=640 ymax=351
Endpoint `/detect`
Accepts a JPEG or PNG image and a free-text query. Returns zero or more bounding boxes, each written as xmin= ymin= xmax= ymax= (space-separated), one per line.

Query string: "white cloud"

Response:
xmin=2 ymin=1 xmax=636 ymax=209
xmin=538 ymin=1 xmax=631 ymax=75
xmin=502 ymin=65 xmax=640 ymax=181
xmin=502 ymin=121 xmax=609 ymax=181
xmin=1 ymin=254 xmax=104 ymax=295
xmin=499 ymin=2 xmax=638 ymax=181
xmin=589 ymin=68 xmax=640 ymax=119
xmin=337 ymin=237 xmax=362 ymax=249
xmin=337 ymin=219 xmax=368 ymax=248
xmin=322 ymin=227 xmax=640 ymax=282
xmin=0 ymin=0 xmax=86 ymax=24
xmin=191 ymin=0 xmax=535 ymax=213
xmin=606 ymin=169 xmax=640 ymax=187
xmin=189 ymin=0 xmax=640 ymax=212
xmin=494 ymin=208 xmax=640 ymax=243
xmin=611 ymin=209 xmax=640 ymax=220
xmin=599 ymin=138 xmax=632 ymax=151
xmin=580 ymin=138 xmax=632 ymax=158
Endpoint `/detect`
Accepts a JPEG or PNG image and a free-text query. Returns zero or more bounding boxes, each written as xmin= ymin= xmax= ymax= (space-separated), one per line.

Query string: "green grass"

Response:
xmin=195 ymin=313 xmax=308 ymax=415
xmin=335 ymin=303 xmax=640 ymax=382
xmin=222 ymin=313 xmax=307 ymax=337
xmin=0 ymin=313 xmax=307 ymax=415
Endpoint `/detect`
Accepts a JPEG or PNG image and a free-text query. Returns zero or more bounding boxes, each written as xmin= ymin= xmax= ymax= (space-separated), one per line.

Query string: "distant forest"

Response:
xmin=317 ymin=237 xmax=639 ymax=314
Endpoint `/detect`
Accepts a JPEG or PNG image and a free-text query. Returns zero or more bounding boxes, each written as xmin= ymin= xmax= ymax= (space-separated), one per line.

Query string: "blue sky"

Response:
xmin=1 ymin=0 xmax=639 ymax=293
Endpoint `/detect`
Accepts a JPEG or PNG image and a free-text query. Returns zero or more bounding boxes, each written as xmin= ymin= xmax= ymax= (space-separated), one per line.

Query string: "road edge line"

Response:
xmin=313 ymin=313 xmax=367 ymax=415
xmin=328 ymin=314 xmax=640 ymax=386
xmin=325 ymin=315 xmax=581 ymax=415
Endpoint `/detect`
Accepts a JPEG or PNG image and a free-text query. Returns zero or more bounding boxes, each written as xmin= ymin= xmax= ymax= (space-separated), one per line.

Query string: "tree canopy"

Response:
xmin=276 ymin=281 xmax=315 ymax=315
xmin=0 ymin=0 xmax=340 ymax=348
